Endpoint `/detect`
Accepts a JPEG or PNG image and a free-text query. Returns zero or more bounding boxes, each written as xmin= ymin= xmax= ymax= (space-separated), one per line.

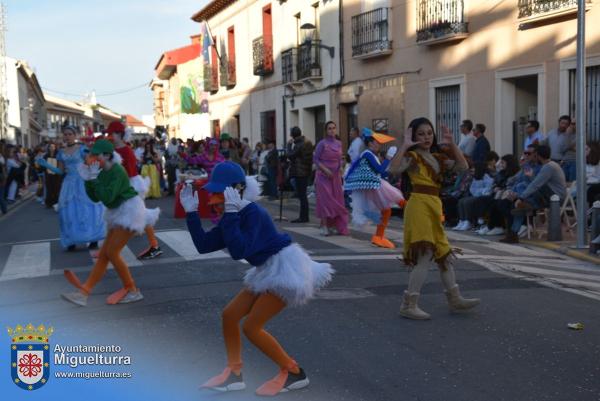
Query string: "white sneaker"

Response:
xmin=452 ymin=221 xmax=465 ymax=231
xmin=319 ymin=227 xmax=329 ymax=236
xmin=476 ymin=226 xmax=490 ymax=235
xmin=518 ymin=225 xmax=528 ymax=238
xmin=118 ymin=290 xmax=144 ymax=304
xmin=486 ymin=227 xmax=505 ymax=236
xmin=477 ymin=218 xmax=485 ymax=225
xmin=61 ymin=291 xmax=88 ymax=306
xmin=457 ymin=221 xmax=471 ymax=231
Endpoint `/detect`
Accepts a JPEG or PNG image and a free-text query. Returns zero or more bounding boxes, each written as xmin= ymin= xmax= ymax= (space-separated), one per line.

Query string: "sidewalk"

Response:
xmin=265 ymin=195 xmax=600 ymax=266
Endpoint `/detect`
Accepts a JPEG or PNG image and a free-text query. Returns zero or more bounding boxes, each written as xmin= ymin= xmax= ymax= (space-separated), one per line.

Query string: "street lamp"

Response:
xmin=300 ymin=23 xmax=335 ymax=58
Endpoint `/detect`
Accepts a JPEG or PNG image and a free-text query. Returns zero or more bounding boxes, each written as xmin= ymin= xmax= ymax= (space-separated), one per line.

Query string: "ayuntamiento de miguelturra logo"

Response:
xmin=8 ymin=323 xmax=53 ymax=391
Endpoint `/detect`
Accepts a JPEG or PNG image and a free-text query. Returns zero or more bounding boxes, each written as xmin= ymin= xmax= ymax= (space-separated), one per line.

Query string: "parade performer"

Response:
xmin=106 ymin=122 xmax=163 ymax=260
xmin=140 ymin=141 xmax=162 ymax=199
xmin=181 ymin=161 xmax=333 ymax=395
xmin=390 ymin=118 xmax=480 ymax=320
xmin=61 ymin=139 xmax=159 ymax=306
xmin=313 ymin=121 xmax=349 ymax=235
xmin=36 ymin=126 xmax=105 ymax=251
xmin=344 ymin=128 xmax=405 ymax=249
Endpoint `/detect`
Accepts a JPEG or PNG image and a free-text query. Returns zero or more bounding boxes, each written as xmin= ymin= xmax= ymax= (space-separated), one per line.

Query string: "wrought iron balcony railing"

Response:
xmin=297 ymin=40 xmax=322 ymax=80
xmin=253 ymin=35 xmax=274 ymax=76
xmin=518 ymin=0 xmax=581 ymax=19
xmin=219 ymin=54 xmax=236 ymax=87
xmin=203 ymin=64 xmax=218 ymax=92
xmin=351 ymin=7 xmax=392 ymax=58
xmin=281 ymin=48 xmax=296 ymax=83
xmin=416 ymin=0 xmax=468 ymax=44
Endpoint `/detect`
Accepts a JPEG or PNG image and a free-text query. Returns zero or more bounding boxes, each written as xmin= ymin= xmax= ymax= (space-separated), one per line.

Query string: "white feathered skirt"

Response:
xmin=244 ymin=243 xmax=334 ymax=306
xmin=104 ymin=196 xmax=160 ymax=235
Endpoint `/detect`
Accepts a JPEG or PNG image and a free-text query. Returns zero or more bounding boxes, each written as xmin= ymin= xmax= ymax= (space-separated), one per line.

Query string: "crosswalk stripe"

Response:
xmin=502 ymin=263 xmax=600 ymax=283
xmin=0 ymin=242 xmax=51 ymax=281
xmin=285 ymin=226 xmax=394 ymax=252
xmin=155 ymin=230 xmax=228 ymax=261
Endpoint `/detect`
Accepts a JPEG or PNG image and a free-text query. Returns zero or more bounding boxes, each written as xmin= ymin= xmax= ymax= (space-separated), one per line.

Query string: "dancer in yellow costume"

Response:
xmin=389 ymin=117 xmax=480 ymax=320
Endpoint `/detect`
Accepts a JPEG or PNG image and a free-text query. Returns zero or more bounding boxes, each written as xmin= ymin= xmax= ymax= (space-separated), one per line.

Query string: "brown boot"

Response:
xmin=499 ymin=231 xmax=519 ymax=244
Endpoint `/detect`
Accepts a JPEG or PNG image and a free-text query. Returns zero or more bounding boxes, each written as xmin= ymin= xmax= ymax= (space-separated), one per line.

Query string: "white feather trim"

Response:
xmin=243 ymin=175 xmax=262 ymax=202
xmin=104 ymin=196 xmax=160 ymax=234
xmin=112 ymin=151 xmax=123 ymax=165
xmin=244 ymin=243 xmax=334 ymax=306
xmin=129 ymin=175 xmax=150 ymax=197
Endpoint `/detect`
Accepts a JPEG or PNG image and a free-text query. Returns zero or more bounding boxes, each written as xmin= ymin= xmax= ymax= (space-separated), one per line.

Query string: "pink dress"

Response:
xmin=313 ymin=137 xmax=349 ymax=234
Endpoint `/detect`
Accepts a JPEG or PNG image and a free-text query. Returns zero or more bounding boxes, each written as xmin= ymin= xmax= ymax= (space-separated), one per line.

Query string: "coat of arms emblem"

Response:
xmin=7 ymin=323 xmax=53 ymax=390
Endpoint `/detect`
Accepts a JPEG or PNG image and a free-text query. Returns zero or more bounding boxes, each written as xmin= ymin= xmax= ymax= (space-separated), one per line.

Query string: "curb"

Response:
xmin=520 ymin=239 xmax=600 ymax=265
xmin=0 ymin=191 xmax=34 ymax=221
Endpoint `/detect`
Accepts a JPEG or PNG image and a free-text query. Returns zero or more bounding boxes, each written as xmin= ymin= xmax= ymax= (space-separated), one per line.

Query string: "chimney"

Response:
xmin=190 ymin=34 xmax=202 ymax=45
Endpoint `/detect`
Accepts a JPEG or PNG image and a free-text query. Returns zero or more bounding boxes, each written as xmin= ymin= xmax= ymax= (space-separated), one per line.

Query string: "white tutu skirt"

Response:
xmin=351 ymin=180 xmax=404 ymax=226
xmin=244 ymin=243 xmax=334 ymax=306
xmin=104 ymin=196 xmax=160 ymax=235
xmin=130 ymin=175 xmax=151 ymax=198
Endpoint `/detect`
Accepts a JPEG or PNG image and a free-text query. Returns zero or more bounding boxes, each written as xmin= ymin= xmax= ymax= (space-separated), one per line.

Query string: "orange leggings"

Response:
xmin=81 ymin=228 xmax=136 ymax=294
xmin=375 ymin=208 xmax=392 ymax=237
xmin=222 ymin=289 xmax=298 ymax=374
xmin=145 ymin=225 xmax=158 ymax=248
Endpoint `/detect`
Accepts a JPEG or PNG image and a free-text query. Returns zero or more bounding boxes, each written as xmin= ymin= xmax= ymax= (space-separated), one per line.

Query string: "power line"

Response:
xmin=42 ymin=80 xmax=151 ymax=98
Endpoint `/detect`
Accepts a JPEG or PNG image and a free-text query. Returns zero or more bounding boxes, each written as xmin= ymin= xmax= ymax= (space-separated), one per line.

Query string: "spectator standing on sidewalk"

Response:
xmin=458 ymin=119 xmax=476 ymax=159
xmin=524 ymin=120 xmax=544 ymax=149
xmin=313 ymin=121 xmax=349 ymax=236
xmin=240 ymin=137 xmax=252 ymax=174
xmin=471 ymin=123 xmax=491 ymax=163
xmin=544 ymin=115 xmax=576 ymax=182
xmin=0 ymin=142 xmax=7 ymax=214
xmin=43 ymin=142 xmax=63 ymax=208
xmin=347 ymin=127 xmax=364 ymax=163
xmin=287 ymin=127 xmax=314 ymax=223
xmin=263 ymin=141 xmax=279 ymax=199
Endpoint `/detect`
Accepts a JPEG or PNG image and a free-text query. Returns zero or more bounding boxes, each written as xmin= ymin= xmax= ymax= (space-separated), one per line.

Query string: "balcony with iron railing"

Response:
xmin=297 ymin=40 xmax=322 ymax=81
xmin=352 ymin=7 xmax=392 ymax=59
xmin=281 ymin=48 xmax=297 ymax=84
xmin=219 ymin=55 xmax=236 ymax=87
xmin=253 ymin=35 xmax=274 ymax=76
xmin=203 ymin=64 xmax=218 ymax=92
xmin=518 ymin=0 xmax=591 ymax=24
xmin=416 ymin=0 xmax=468 ymax=46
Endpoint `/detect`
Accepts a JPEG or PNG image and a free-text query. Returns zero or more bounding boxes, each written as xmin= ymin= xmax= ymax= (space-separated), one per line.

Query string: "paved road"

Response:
xmin=1 ymin=196 xmax=599 ymax=400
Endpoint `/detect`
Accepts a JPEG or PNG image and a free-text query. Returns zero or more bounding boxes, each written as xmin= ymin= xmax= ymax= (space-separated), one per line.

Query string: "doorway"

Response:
xmin=313 ymin=105 xmax=326 ymax=143
xmin=495 ymin=67 xmax=544 ymax=156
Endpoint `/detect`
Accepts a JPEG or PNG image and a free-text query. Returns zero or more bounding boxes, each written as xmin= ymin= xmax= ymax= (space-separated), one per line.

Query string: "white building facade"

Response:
xmin=192 ymin=0 xmax=341 ymax=146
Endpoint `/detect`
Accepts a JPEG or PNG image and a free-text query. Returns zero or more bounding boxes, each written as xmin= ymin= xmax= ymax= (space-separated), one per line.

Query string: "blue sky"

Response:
xmin=5 ymin=0 xmax=208 ymax=119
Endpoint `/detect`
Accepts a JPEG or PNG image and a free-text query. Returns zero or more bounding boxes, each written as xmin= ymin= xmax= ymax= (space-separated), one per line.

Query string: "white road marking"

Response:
xmin=285 ymin=226 xmax=397 ymax=252
xmin=0 ymin=242 xmax=51 ymax=281
xmin=155 ymin=230 xmax=228 ymax=261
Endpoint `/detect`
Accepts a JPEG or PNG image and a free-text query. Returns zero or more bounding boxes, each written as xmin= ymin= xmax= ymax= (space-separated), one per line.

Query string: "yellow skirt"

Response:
xmin=403 ymin=193 xmax=452 ymax=269
xmin=141 ymin=164 xmax=161 ymax=199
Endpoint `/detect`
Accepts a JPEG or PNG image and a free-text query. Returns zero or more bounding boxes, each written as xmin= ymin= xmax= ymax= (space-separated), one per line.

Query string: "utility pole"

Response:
xmin=0 ymin=2 xmax=8 ymax=142
xmin=575 ymin=0 xmax=587 ymax=248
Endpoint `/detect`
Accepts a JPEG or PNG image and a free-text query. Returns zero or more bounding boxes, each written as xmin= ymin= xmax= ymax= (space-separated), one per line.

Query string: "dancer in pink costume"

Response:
xmin=313 ymin=121 xmax=349 ymax=236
